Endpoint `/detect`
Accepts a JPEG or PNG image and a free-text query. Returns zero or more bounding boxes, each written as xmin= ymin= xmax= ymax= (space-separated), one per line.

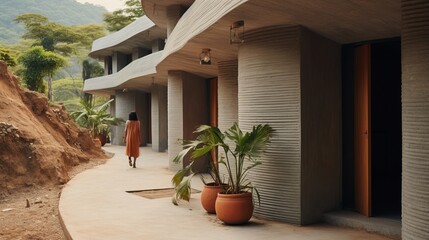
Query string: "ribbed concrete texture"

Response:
xmin=151 ymin=84 xmax=168 ymax=152
xmin=160 ymin=0 xmax=247 ymax=64
xmin=401 ymin=0 xmax=429 ymax=239
xmin=167 ymin=71 xmax=184 ymax=172
xmin=218 ymin=60 xmax=238 ymax=176
xmin=238 ymin=26 xmax=302 ymax=224
xmin=238 ymin=25 xmax=341 ymax=225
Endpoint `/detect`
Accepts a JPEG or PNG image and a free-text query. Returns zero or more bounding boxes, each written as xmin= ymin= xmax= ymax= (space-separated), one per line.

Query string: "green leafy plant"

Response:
xmin=71 ymin=98 xmax=124 ymax=139
xmin=172 ymin=123 xmax=273 ymax=203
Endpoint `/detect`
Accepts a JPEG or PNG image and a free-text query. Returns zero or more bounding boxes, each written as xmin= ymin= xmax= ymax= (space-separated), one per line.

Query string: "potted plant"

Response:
xmin=171 ymin=125 xmax=224 ymax=213
xmin=171 ymin=122 xmax=273 ymax=224
xmin=71 ymin=98 xmax=124 ymax=146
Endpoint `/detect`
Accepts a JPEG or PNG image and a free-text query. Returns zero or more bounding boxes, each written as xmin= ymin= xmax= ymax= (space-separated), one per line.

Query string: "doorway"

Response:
xmin=342 ymin=39 xmax=402 ymax=218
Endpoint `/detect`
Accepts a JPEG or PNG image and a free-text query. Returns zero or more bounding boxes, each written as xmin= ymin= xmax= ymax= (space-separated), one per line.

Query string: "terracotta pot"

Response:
xmin=200 ymin=184 xmax=223 ymax=214
xmin=215 ymin=192 xmax=254 ymax=225
xmin=93 ymin=138 xmax=102 ymax=148
xmin=96 ymin=134 xmax=107 ymax=146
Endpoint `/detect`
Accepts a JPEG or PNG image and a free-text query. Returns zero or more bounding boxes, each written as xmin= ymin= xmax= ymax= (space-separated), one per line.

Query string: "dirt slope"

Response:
xmin=0 ymin=61 xmax=106 ymax=195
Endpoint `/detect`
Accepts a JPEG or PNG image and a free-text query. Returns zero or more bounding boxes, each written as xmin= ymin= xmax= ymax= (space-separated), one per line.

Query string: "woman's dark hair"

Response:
xmin=128 ymin=112 xmax=138 ymax=121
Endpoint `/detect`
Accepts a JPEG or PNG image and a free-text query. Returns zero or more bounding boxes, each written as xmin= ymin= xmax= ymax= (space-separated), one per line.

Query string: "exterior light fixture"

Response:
xmin=200 ymin=48 xmax=211 ymax=65
xmin=230 ymin=20 xmax=244 ymax=44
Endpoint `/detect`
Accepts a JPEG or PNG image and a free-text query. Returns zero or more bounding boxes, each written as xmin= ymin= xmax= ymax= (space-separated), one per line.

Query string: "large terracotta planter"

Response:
xmin=215 ymin=192 xmax=254 ymax=225
xmin=200 ymin=183 xmax=223 ymax=214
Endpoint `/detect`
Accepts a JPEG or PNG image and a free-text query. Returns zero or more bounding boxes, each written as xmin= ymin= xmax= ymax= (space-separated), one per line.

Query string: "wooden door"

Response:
xmin=354 ymin=44 xmax=372 ymax=217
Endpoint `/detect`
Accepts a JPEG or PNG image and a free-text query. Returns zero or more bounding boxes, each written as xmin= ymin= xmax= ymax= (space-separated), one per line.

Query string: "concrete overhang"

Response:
xmin=141 ymin=0 xmax=194 ymax=29
xmin=152 ymin=0 xmax=401 ymax=80
xmin=89 ymin=16 xmax=166 ymax=59
xmin=84 ymin=51 xmax=164 ymax=95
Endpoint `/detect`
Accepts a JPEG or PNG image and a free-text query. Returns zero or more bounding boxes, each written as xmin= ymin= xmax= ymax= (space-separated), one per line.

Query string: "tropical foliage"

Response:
xmin=103 ymin=0 xmax=144 ymax=32
xmin=0 ymin=47 xmax=17 ymax=67
xmin=0 ymin=0 xmax=106 ymax=44
xmin=15 ymin=14 xmax=105 ymax=56
xmin=71 ymin=99 xmax=124 ymax=138
xmin=172 ymin=123 xmax=273 ymax=203
xmin=18 ymin=46 xmax=67 ymax=98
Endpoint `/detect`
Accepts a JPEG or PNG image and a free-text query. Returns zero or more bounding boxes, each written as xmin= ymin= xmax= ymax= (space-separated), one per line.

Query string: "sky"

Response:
xmin=75 ymin=0 xmax=126 ymax=12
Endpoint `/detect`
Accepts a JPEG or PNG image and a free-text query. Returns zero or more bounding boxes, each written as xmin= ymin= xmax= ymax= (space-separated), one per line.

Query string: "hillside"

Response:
xmin=0 ymin=61 xmax=107 ymax=194
xmin=0 ymin=0 xmax=107 ymax=44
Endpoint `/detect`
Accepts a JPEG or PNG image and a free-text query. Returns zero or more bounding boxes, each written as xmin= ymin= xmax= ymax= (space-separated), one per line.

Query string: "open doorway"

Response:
xmin=342 ymin=38 xmax=402 ymax=219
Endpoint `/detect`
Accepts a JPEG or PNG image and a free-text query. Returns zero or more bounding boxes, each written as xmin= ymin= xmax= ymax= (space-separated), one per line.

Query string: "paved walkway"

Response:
xmin=59 ymin=145 xmax=393 ymax=240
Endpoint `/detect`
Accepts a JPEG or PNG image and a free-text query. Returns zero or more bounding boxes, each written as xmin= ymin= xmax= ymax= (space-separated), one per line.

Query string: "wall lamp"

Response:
xmin=200 ymin=48 xmax=211 ymax=65
xmin=230 ymin=20 xmax=244 ymax=44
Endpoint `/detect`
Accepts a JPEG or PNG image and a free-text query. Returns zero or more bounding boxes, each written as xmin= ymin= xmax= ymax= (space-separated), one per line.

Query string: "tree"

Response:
xmin=82 ymin=58 xmax=104 ymax=104
xmin=18 ymin=46 xmax=67 ymax=99
xmin=15 ymin=14 xmax=106 ymax=56
xmin=0 ymin=47 xmax=17 ymax=67
xmin=103 ymin=0 xmax=144 ymax=32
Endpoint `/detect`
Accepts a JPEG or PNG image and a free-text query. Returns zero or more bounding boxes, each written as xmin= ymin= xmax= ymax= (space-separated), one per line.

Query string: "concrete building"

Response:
xmin=85 ymin=0 xmax=429 ymax=239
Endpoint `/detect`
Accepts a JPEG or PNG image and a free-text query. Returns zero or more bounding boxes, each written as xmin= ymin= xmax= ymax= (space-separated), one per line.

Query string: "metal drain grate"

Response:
xmin=127 ymin=188 xmax=201 ymax=199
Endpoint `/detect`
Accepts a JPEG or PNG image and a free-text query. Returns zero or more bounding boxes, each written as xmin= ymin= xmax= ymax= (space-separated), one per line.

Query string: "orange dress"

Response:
xmin=125 ymin=120 xmax=141 ymax=158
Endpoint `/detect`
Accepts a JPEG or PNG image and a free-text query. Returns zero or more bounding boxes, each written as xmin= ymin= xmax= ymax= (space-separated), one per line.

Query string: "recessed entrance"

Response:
xmin=342 ymin=39 xmax=402 ymax=219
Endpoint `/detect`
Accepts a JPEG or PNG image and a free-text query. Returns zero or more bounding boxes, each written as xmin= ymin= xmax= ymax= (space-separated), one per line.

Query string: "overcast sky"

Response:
xmin=75 ymin=0 xmax=126 ymax=12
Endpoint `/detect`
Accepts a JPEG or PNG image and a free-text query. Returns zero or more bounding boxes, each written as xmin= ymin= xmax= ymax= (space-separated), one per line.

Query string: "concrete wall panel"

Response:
xmin=300 ymin=28 xmax=342 ymax=224
xmin=401 ymin=0 xmax=429 ymax=239
xmin=218 ymin=60 xmax=239 ymax=178
xmin=239 ymin=26 xmax=302 ymax=224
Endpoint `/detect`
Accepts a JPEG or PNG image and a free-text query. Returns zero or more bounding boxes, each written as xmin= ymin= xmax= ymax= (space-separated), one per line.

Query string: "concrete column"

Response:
xmin=152 ymin=39 xmax=165 ymax=52
xmin=132 ymin=48 xmax=151 ymax=60
xmin=238 ymin=26 xmax=341 ymax=225
xmin=151 ymin=84 xmax=168 ymax=152
xmin=112 ymin=52 xmax=130 ymax=73
xmin=113 ymin=90 xmax=149 ymax=147
xmin=114 ymin=90 xmax=136 ymax=145
xmin=401 ymin=1 xmax=429 ymax=239
xmin=166 ymin=5 xmax=184 ymax=37
xmin=104 ymin=56 xmax=112 ymax=75
xmin=168 ymin=71 xmax=209 ymax=172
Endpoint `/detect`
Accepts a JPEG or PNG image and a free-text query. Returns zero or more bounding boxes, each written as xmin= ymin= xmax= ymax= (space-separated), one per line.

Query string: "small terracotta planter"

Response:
xmin=93 ymin=138 xmax=102 ymax=148
xmin=215 ymin=192 xmax=254 ymax=225
xmin=200 ymin=183 xmax=223 ymax=214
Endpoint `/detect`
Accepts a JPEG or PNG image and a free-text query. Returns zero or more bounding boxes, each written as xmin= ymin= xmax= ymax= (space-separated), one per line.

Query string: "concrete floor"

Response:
xmin=59 ymin=145 xmax=395 ymax=240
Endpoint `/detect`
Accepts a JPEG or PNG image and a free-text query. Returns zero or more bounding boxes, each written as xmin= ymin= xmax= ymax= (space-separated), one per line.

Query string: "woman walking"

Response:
xmin=123 ymin=111 xmax=141 ymax=168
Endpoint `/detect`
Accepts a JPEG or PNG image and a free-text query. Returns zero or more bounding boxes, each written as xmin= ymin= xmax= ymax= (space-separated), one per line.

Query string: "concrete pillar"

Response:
xmin=113 ymin=90 xmax=149 ymax=146
xmin=168 ymin=71 xmax=209 ymax=172
xmin=113 ymin=90 xmax=136 ymax=145
xmin=104 ymin=56 xmax=112 ymax=75
xmin=112 ymin=52 xmax=130 ymax=73
xmin=238 ymin=26 xmax=341 ymax=225
xmin=401 ymin=1 xmax=429 ymax=239
xmin=151 ymin=84 xmax=168 ymax=152
xmin=132 ymin=48 xmax=151 ymax=61
xmin=152 ymin=39 xmax=165 ymax=52
xmin=166 ymin=5 xmax=184 ymax=37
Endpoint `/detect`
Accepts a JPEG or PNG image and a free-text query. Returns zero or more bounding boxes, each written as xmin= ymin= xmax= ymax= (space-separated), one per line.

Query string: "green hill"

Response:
xmin=0 ymin=0 xmax=107 ymax=44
